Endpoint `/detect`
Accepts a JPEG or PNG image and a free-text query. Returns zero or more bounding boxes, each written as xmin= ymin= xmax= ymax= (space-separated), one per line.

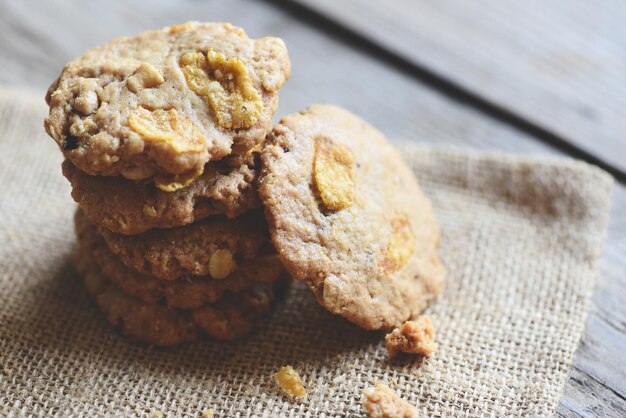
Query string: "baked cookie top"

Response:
xmin=45 ymin=22 xmax=290 ymax=190
xmin=259 ymin=105 xmax=445 ymax=330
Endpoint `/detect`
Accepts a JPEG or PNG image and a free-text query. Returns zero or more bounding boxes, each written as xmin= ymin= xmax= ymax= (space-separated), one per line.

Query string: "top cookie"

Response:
xmin=45 ymin=22 xmax=290 ymax=190
xmin=259 ymin=105 xmax=445 ymax=330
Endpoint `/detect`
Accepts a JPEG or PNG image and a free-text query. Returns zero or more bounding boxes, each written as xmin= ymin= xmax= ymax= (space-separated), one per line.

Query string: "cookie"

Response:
xmin=384 ymin=316 xmax=436 ymax=358
xmin=75 ymin=246 xmax=283 ymax=346
xmin=75 ymin=211 xmax=283 ymax=309
xmin=77 ymin=209 xmax=271 ymax=281
xmin=45 ymin=21 xmax=290 ymax=190
xmin=362 ymin=384 xmax=420 ymax=418
xmin=63 ymin=151 xmax=260 ymax=235
xmin=259 ymin=105 xmax=445 ymax=330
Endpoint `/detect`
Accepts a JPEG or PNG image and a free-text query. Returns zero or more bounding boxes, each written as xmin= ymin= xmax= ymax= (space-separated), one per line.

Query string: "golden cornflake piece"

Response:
xmin=179 ymin=50 xmax=263 ymax=129
xmin=128 ymin=107 xmax=205 ymax=153
xmin=363 ymin=384 xmax=420 ymax=418
xmin=120 ymin=164 xmax=158 ymax=181
xmin=313 ymin=137 xmax=355 ymax=211
xmin=208 ymin=249 xmax=236 ymax=279
xmin=244 ymin=143 xmax=262 ymax=159
xmin=378 ymin=214 xmax=415 ymax=273
xmin=154 ymin=166 xmax=204 ymax=192
xmin=385 ymin=316 xmax=436 ymax=358
xmin=201 ymin=410 xmax=214 ymax=418
xmin=127 ymin=63 xmax=165 ymax=93
xmin=168 ymin=22 xmax=195 ymax=33
xmin=274 ymin=366 xmax=306 ymax=397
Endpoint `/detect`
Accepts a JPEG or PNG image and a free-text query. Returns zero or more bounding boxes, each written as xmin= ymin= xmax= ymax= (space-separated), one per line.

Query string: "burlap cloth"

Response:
xmin=0 ymin=86 xmax=613 ymax=417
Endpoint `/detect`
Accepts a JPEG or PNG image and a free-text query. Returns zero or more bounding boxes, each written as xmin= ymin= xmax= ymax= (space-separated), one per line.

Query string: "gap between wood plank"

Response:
xmin=262 ymin=0 xmax=626 ymax=184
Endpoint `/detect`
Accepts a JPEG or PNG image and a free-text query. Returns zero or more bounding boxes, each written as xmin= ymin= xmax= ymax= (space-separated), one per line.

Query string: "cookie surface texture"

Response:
xmin=259 ymin=105 xmax=445 ymax=330
xmin=88 ymin=209 xmax=270 ymax=281
xmin=46 ymin=22 xmax=290 ymax=186
xmin=75 ymin=246 xmax=281 ymax=345
xmin=74 ymin=211 xmax=283 ymax=309
xmin=63 ymin=152 xmax=260 ymax=235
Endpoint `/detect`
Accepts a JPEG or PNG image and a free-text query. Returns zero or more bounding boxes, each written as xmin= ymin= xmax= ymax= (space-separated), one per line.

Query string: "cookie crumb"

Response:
xmin=274 ymin=365 xmax=306 ymax=397
xmin=363 ymin=384 xmax=420 ymax=418
xmin=201 ymin=410 xmax=214 ymax=418
xmin=385 ymin=316 xmax=436 ymax=358
xmin=2 ymin=367 xmax=9 ymax=376
xmin=154 ymin=412 xmax=164 ymax=418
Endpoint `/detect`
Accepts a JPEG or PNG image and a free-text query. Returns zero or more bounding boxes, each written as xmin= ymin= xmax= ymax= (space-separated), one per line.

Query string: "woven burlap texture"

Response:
xmin=0 ymin=87 xmax=613 ymax=417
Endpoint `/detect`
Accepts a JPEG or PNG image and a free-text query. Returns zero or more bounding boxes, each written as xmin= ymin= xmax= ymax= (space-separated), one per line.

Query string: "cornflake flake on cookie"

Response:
xmin=313 ymin=136 xmax=356 ymax=211
xmin=180 ymin=50 xmax=263 ymax=129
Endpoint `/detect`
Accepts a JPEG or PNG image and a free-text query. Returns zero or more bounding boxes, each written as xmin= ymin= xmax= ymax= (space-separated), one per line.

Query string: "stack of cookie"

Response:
xmin=44 ymin=21 xmax=445 ymax=347
xmin=44 ymin=22 xmax=292 ymax=345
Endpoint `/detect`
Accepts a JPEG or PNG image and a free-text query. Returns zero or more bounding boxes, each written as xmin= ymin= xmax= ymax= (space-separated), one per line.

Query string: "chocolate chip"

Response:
xmin=62 ymin=135 xmax=79 ymax=150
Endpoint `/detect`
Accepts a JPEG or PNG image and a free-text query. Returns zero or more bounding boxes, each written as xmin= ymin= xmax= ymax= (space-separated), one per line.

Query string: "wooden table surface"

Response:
xmin=1 ymin=0 xmax=624 ymax=416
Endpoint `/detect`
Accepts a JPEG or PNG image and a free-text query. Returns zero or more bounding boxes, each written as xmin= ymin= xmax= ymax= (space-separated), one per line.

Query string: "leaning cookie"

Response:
xmin=76 ymin=209 xmax=271 ymax=281
xmin=75 ymin=211 xmax=283 ymax=309
xmin=63 ymin=151 xmax=260 ymax=235
xmin=75 ymin=247 xmax=283 ymax=346
xmin=259 ymin=105 xmax=445 ymax=330
xmin=45 ymin=21 xmax=290 ymax=190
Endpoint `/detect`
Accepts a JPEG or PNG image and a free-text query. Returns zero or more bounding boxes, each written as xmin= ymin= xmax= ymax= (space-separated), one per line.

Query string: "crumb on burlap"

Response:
xmin=201 ymin=409 xmax=214 ymax=418
xmin=385 ymin=315 xmax=436 ymax=358
xmin=2 ymin=367 xmax=9 ymax=376
xmin=274 ymin=365 xmax=306 ymax=397
xmin=363 ymin=384 xmax=420 ymax=418
xmin=154 ymin=412 xmax=164 ymax=418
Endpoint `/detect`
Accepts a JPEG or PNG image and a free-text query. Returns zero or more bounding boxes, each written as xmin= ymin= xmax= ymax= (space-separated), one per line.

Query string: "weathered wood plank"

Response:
xmin=0 ymin=0 xmax=624 ymax=415
xmin=556 ymin=182 xmax=626 ymax=417
xmin=0 ymin=0 xmax=565 ymax=154
xmin=288 ymin=0 xmax=626 ymax=177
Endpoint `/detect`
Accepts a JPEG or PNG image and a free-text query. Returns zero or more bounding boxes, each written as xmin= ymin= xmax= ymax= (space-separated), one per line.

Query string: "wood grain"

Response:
xmin=289 ymin=0 xmax=626 ymax=178
xmin=0 ymin=0 xmax=623 ymax=415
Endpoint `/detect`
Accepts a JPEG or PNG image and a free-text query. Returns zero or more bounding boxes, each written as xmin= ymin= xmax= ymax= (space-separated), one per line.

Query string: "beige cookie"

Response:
xmin=363 ymin=384 xmax=420 ymax=418
xmin=75 ymin=211 xmax=283 ymax=309
xmin=77 ymin=209 xmax=271 ymax=281
xmin=63 ymin=151 xmax=260 ymax=235
xmin=45 ymin=21 xmax=290 ymax=190
xmin=75 ymin=246 xmax=283 ymax=346
xmin=259 ymin=105 xmax=445 ymax=330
